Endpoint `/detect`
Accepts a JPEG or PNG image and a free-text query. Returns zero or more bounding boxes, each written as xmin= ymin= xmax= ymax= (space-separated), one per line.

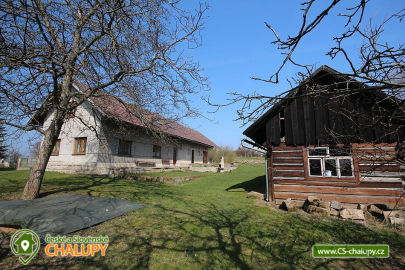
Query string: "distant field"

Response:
xmin=1 ymin=165 xmax=404 ymax=269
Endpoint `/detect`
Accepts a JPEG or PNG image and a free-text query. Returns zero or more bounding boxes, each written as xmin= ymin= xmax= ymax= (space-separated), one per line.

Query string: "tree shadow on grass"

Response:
xmin=0 ymin=168 xmax=15 ymax=172
xmin=226 ymin=175 xmax=266 ymax=194
xmin=1 ymin=173 xmax=180 ymax=203
xmin=80 ymin=199 xmax=405 ymax=269
xmin=3 ymin=199 xmax=405 ymax=269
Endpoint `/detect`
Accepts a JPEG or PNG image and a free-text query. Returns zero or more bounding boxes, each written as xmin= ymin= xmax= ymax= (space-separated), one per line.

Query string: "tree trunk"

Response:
xmin=21 ymin=114 xmax=65 ymax=199
xmin=21 ymin=78 xmax=72 ymax=200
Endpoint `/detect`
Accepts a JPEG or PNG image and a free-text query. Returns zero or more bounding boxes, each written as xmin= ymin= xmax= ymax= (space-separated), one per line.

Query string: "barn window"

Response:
xmin=308 ymin=147 xmax=328 ymax=157
xmin=307 ymin=147 xmax=353 ymax=178
xmin=153 ymin=145 xmax=161 ymax=158
xmin=324 ymin=159 xmax=338 ymax=176
xmin=309 ymin=159 xmax=322 ymax=176
xmin=118 ymin=139 xmax=132 ymax=156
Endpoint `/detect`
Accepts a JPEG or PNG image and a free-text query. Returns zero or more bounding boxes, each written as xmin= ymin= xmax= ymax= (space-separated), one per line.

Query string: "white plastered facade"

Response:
xmin=43 ymin=101 xmax=211 ymax=174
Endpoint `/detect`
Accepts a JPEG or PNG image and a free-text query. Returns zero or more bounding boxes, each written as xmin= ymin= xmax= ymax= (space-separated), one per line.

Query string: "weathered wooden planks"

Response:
xmin=269 ymin=143 xmax=404 ymax=207
xmin=273 ymin=179 xmax=403 ymax=188
xmin=274 ymin=192 xmax=405 ymax=206
xmin=274 ymin=184 xmax=403 ymax=197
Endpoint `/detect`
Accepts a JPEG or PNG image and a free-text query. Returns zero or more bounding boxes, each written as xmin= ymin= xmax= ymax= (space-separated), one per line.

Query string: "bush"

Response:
xmin=208 ymin=146 xmax=236 ymax=164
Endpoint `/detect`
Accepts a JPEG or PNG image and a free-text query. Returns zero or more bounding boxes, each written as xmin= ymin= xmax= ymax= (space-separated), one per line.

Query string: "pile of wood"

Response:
xmin=280 ymin=196 xmax=405 ymax=225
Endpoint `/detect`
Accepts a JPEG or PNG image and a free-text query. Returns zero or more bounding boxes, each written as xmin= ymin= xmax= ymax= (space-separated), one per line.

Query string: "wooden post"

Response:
xmin=302 ymin=146 xmax=308 ymax=180
xmin=351 ymin=143 xmax=361 ymax=184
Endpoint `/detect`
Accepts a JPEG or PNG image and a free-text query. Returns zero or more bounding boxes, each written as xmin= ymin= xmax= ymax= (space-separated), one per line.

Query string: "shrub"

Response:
xmin=208 ymin=146 xmax=236 ymax=164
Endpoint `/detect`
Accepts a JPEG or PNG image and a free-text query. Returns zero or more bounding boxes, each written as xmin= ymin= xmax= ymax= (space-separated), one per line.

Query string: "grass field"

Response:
xmin=0 ymin=165 xmax=404 ymax=269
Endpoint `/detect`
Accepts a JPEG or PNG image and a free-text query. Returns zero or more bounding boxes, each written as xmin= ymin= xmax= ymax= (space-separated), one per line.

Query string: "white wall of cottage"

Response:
xmin=43 ymin=101 xmax=211 ymax=174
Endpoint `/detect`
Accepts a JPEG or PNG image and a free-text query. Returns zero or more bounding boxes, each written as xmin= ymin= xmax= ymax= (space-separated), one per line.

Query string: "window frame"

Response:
xmin=307 ymin=147 xmax=329 ymax=157
xmin=324 ymin=158 xmax=338 ymax=177
xmin=51 ymin=139 xmax=61 ymax=156
xmin=307 ymin=147 xmax=354 ymax=178
xmin=308 ymin=158 xmax=323 ymax=177
xmin=153 ymin=145 xmax=161 ymax=158
xmin=118 ymin=139 xmax=132 ymax=156
xmin=337 ymin=157 xmax=355 ymax=177
xmin=74 ymin=137 xmax=87 ymax=155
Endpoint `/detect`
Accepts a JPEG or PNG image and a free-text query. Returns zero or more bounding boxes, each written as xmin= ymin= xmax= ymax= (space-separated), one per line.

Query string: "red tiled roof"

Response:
xmin=73 ymin=82 xmax=216 ymax=148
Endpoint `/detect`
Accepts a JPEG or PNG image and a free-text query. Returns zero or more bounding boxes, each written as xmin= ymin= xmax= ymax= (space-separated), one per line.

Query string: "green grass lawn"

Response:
xmin=235 ymin=156 xmax=264 ymax=161
xmin=1 ymin=165 xmax=404 ymax=269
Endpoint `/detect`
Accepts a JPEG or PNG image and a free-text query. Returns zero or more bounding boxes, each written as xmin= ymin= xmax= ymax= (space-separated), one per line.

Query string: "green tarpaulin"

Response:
xmin=0 ymin=194 xmax=143 ymax=237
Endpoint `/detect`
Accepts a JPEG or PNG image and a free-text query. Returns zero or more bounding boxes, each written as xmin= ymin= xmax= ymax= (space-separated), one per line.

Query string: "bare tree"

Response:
xmin=0 ymin=0 xmax=209 ymax=199
xmin=30 ymin=141 xmax=41 ymax=158
xmin=208 ymin=1 xmax=404 ymax=144
xmin=7 ymin=149 xmax=21 ymax=169
xmin=0 ymin=124 xmax=7 ymax=160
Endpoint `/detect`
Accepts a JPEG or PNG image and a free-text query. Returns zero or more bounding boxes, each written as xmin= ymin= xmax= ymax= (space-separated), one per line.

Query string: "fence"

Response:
xmin=16 ymin=157 xmax=36 ymax=170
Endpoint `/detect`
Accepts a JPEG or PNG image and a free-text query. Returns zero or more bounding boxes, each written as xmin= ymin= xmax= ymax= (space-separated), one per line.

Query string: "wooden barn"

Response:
xmin=243 ymin=65 xmax=405 ymax=207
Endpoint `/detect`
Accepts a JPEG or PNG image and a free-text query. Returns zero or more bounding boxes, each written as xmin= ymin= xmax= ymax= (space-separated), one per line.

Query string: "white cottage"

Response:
xmin=32 ymin=83 xmax=216 ymax=174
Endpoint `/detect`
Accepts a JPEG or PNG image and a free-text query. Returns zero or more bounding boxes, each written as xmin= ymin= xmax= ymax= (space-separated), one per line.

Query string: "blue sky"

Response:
xmin=181 ymin=0 xmax=404 ymax=149
xmin=7 ymin=0 xmax=404 ymax=155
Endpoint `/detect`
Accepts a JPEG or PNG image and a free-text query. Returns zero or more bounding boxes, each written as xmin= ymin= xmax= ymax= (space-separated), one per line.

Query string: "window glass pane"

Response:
xmin=324 ymin=159 xmax=337 ymax=176
xmin=308 ymin=148 xmax=327 ymax=156
xmin=330 ymin=147 xmax=351 ymax=156
xmin=119 ymin=140 xmax=131 ymax=155
xmin=52 ymin=140 xmax=60 ymax=154
xmin=339 ymin=159 xmax=353 ymax=176
xmin=309 ymin=159 xmax=322 ymax=176
xmin=153 ymin=145 xmax=161 ymax=157
xmin=82 ymin=139 xmax=86 ymax=153
xmin=76 ymin=140 xmax=81 ymax=153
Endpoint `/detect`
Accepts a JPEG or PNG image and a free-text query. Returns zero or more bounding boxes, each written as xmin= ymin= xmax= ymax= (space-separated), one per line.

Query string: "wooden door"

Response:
xmin=203 ymin=151 xmax=208 ymax=163
xmin=191 ymin=149 xmax=194 ymax=163
xmin=173 ymin=148 xmax=177 ymax=165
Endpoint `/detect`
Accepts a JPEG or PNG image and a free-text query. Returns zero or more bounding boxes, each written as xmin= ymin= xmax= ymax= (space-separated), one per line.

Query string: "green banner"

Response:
xmin=312 ymin=244 xmax=389 ymax=258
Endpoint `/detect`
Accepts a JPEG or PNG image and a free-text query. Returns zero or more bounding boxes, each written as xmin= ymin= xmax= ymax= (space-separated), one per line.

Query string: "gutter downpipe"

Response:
xmin=240 ymin=139 xmax=269 ymax=202
xmin=264 ymin=152 xmax=269 ymax=201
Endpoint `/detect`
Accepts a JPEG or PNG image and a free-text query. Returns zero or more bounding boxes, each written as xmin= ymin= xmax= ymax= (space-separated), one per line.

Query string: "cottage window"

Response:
xmin=74 ymin=137 xmax=87 ymax=155
xmin=153 ymin=145 xmax=161 ymax=158
xmin=51 ymin=139 xmax=61 ymax=156
xmin=307 ymin=147 xmax=353 ymax=178
xmin=118 ymin=139 xmax=132 ymax=156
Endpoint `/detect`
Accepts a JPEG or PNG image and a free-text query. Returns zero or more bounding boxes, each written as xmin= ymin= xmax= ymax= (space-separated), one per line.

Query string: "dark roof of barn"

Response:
xmin=243 ymin=66 xmax=342 ymax=144
xmin=31 ymin=82 xmax=216 ymax=148
xmin=243 ymin=65 xmax=404 ymax=146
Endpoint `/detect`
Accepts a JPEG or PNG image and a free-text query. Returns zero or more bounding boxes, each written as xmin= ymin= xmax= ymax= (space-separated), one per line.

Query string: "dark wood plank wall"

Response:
xmin=269 ymin=144 xmax=405 ymax=207
xmin=354 ymin=143 xmax=402 ymax=182
xmin=265 ymin=95 xmax=401 ymax=146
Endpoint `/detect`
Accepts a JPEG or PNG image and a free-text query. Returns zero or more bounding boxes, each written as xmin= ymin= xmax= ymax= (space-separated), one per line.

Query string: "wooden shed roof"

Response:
xmin=243 ymin=65 xmax=404 ymax=147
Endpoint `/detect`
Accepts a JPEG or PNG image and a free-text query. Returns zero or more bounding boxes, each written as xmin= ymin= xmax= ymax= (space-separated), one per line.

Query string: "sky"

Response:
xmin=179 ymin=0 xmax=404 ymax=149
xmin=7 ymin=0 xmax=404 ymax=156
